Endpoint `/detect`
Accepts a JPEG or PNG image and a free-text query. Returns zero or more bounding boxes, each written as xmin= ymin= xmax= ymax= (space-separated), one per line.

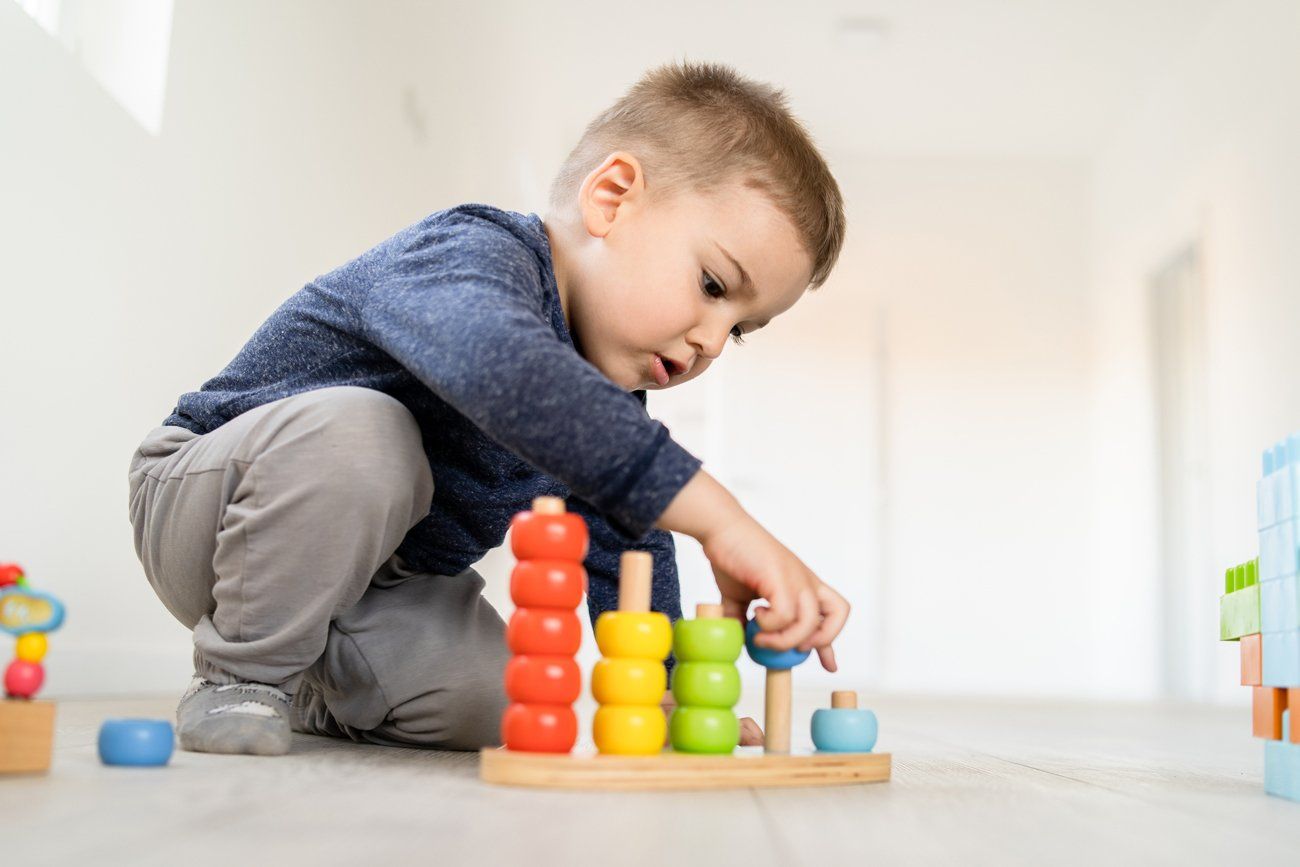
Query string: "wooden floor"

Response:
xmin=3 ymin=692 xmax=1298 ymax=866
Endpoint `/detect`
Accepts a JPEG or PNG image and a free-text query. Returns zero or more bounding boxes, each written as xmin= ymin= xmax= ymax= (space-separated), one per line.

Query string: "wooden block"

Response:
xmin=480 ymin=746 xmax=891 ymax=790
xmin=0 ymin=699 xmax=56 ymax=774
xmin=1252 ymin=686 xmax=1287 ymax=740
xmin=1242 ymin=633 xmax=1263 ymax=686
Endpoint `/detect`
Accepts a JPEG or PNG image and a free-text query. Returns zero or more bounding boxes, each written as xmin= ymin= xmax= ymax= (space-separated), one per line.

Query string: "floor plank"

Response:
xmin=2 ymin=693 xmax=1295 ymax=866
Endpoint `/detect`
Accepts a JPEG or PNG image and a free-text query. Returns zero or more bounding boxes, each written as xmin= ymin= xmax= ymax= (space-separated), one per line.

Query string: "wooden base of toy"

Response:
xmin=479 ymin=746 xmax=890 ymax=790
xmin=0 ymin=699 xmax=56 ymax=774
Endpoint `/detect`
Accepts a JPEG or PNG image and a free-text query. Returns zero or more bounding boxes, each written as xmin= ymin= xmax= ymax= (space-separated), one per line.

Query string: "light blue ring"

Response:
xmin=811 ymin=707 xmax=878 ymax=753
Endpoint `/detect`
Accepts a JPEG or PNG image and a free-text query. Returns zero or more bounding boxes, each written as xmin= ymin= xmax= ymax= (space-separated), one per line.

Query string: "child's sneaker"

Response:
xmin=176 ymin=676 xmax=292 ymax=756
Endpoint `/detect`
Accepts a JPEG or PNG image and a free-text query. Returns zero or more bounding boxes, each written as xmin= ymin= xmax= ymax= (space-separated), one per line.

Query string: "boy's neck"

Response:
xmin=542 ymin=216 xmax=577 ymax=336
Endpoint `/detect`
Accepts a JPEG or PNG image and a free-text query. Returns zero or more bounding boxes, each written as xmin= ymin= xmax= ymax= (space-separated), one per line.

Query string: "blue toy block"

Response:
xmin=98 ymin=719 xmax=174 ymax=767
xmin=1265 ymin=712 xmax=1300 ymax=802
xmin=1260 ymin=436 xmax=1300 ymax=527
xmin=1259 ymin=465 xmax=1298 ymax=530
xmin=1259 ymin=519 xmax=1299 ymax=582
xmin=1263 ymin=630 xmax=1300 ymax=687
xmin=1262 ymin=577 xmax=1300 ymax=634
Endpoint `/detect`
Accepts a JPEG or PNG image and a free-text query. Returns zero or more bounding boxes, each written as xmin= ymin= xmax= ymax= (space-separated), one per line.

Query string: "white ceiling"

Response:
xmin=464 ymin=0 xmax=1227 ymax=159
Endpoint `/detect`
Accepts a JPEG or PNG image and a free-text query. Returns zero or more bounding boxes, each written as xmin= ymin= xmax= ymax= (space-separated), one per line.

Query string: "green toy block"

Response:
xmin=1220 ymin=583 xmax=1261 ymax=641
xmin=1227 ymin=559 xmax=1259 ymax=593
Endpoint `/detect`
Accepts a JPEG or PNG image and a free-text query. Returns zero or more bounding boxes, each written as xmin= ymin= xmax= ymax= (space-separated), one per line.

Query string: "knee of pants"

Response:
xmin=271 ymin=387 xmax=434 ymax=515
xmin=381 ymin=650 xmax=510 ymax=751
xmin=303 ymin=568 xmax=510 ymax=750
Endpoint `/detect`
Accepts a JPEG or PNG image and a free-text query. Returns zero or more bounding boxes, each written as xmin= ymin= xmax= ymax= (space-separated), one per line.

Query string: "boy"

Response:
xmin=127 ymin=61 xmax=849 ymax=756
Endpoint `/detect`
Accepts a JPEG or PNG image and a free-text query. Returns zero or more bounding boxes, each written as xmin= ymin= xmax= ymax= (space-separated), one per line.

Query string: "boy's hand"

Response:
xmin=657 ymin=470 xmax=850 ymax=673
xmin=704 ymin=518 xmax=847 ymax=672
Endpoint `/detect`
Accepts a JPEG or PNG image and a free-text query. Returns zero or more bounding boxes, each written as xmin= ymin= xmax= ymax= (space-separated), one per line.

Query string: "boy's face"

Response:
xmin=550 ymin=154 xmax=814 ymax=392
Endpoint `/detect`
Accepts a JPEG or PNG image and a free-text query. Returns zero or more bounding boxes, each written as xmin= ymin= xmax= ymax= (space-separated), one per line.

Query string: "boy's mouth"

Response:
xmin=650 ymin=354 xmax=672 ymax=387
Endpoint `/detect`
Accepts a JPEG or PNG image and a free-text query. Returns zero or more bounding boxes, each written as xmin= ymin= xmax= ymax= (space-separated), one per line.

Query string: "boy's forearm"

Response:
xmin=655 ymin=469 xmax=749 ymax=543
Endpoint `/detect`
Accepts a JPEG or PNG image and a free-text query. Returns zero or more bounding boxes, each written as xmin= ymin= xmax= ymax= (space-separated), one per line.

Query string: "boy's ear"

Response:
xmin=578 ymin=151 xmax=644 ymax=239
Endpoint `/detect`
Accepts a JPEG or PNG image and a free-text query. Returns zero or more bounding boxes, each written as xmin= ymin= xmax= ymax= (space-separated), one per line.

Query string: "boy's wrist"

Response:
xmin=654 ymin=468 xmax=749 ymax=545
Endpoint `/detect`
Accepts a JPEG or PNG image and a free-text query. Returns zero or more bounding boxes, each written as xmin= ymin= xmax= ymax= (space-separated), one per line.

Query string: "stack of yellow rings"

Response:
xmin=591 ymin=552 xmax=672 ymax=755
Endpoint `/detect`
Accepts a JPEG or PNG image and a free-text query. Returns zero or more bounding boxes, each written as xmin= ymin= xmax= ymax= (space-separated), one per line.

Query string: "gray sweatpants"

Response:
xmin=127 ymin=386 xmax=509 ymax=750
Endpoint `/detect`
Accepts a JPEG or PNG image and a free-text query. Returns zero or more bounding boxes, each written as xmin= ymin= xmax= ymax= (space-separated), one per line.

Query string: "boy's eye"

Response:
xmin=702 ymin=273 xmax=727 ymax=299
xmin=702 ymin=272 xmax=745 ymax=345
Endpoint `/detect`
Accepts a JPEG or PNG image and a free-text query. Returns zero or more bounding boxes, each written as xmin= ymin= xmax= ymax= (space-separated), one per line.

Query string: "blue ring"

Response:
xmin=743 ymin=619 xmax=811 ymax=670
xmin=98 ymin=719 xmax=174 ymax=767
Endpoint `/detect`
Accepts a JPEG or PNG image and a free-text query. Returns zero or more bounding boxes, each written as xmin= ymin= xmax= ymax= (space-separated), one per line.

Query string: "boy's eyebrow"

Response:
xmin=714 ymin=241 xmax=756 ymax=299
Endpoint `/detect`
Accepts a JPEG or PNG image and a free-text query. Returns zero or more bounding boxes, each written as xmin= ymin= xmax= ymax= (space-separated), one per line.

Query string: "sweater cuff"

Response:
xmin=600 ymin=425 xmax=702 ymax=540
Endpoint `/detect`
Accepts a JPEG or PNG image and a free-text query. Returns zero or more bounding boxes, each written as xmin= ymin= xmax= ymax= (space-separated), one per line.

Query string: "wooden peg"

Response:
xmin=531 ymin=496 xmax=565 ymax=515
xmin=831 ymin=690 xmax=858 ymax=710
xmin=765 ymin=669 xmax=792 ymax=753
xmin=695 ymin=603 xmax=724 ymax=619
xmin=618 ymin=551 xmax=652 ymax=613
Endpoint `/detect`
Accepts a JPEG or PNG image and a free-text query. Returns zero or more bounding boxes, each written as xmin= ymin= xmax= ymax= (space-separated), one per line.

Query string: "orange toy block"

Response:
xmin=1292 ymin=689 xmax=1300 ymax=745
xmin=1241 ymin=633 xmax=1263 ymax=686
xmin=1252 ymin=687 xmax=1288 ymax=740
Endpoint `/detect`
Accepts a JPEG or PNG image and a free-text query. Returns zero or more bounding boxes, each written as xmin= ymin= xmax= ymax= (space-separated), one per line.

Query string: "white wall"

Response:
xmin=0 ymin=0 xmax=1142 ymax=703
xmin=0 ymin=1 xmax=482 ymax=695
xmin=1089 ymin=0 xmax=1300 ymax=703
xmin=844 ymin=157 xmax=1095 ymax=696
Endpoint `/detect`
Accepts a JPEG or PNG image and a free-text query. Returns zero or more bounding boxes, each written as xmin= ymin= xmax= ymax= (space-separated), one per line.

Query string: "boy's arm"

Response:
xmin=358 ymin=213 xmax=700 ymax=541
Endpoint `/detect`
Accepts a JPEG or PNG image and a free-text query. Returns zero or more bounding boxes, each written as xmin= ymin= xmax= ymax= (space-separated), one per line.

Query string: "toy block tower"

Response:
xmin=500 ymin=498 xmax=587 ymax=753
xmin=1 ymin=563 xmax=66 ymax=775
xmin=591 ymin=552 xmax=671 ymax=755
xmin=1220 ymin=434 xmax=1300 ymax=801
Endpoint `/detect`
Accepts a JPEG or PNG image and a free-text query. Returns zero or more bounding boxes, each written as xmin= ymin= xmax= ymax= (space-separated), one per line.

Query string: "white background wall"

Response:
xmin=1089 ymin=0 xmax=1300 ymax=703
xmin=3 ymin=0 xmax=1292 ymax=706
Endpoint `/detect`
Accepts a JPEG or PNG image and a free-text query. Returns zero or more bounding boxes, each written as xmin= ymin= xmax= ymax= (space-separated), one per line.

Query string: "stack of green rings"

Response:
xmin=669 ymin=603 xmax=744 ymax=754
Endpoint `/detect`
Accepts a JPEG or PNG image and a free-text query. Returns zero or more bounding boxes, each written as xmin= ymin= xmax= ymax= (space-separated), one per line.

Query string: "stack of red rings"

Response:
xmin=500 ymin=497 xmax=589 ymax=753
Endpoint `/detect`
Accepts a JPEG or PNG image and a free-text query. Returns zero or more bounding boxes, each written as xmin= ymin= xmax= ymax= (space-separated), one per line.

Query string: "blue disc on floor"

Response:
xmin=98 ymin=718 xmax=174 ymax=766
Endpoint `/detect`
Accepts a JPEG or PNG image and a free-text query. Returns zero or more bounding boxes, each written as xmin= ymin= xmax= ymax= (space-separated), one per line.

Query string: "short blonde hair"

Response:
xmin=549 ymin=61 xmax=846 ymax=289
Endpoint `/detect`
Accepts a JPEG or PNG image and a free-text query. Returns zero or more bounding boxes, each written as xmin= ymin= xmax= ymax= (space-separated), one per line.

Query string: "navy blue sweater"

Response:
xmin=165 ymin=204 xmax=702 ymax=624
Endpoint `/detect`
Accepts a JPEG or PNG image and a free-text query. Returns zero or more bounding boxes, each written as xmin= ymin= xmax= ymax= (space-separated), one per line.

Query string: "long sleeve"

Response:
xmin=570 ymin=494 xmax=682 ymax=677
xmin=568 ymin=495 xmax=683 ymax=625
xmin=358 ymin=210 xmax=701 ymax=539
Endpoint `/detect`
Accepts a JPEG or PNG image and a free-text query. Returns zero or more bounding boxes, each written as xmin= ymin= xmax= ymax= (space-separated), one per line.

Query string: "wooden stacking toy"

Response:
xmin=480 ymin=505 xmax=891 ymax=790
xmin=0 ymin=562 xmax=66 ymax=775
xmin=811 ymin=691 xmax=879 ymax=753
xmin=500 ymin=497 xmax=587 ymax=753
xmin=670 ymin=603 xmax=742 ymax=753
xmin=592 ymin=551 xmax=672 ymax=754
